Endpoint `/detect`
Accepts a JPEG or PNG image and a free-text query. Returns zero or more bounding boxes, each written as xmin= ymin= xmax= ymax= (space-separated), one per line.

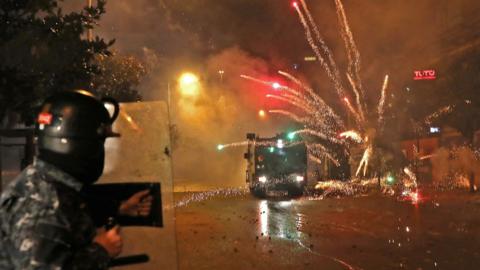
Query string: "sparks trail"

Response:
xmin=217 ymin=141 xmax=249 ymax=151
xmin=425 ymin=105 xmax=454 ymax=125
xmin=278 ymin=71 xmax=345 ymax=126
xmin=240 ymin=74 xmax=282 ymax=90
xmin=339 ymin=130 xmax=363 ymax=143
xmin=239 ymin=0 xmax=417 ymax=187
xmin=293 ymin=129 xmax=342 ymax=144
xmin=296 ymin=239 xmax=359 ymax=270
xmin=266 ymin=94 xmax=313 ymax=113
xmin=346 ymin=73 xmax=365 ymax=122
xmin=238 ymin=1 xmax=419 ymax=194
xmin=308 ymin=143 xmax=340 ymax=166
xmin=343 ymin=97 xmax=363 ymax=127
xmin=294 ymin=1 xmax=344 ymax=99
xmin=334 ymin=0 xmax=363 ymax=98
xmin=217 ymin=140 xmax=303 ymax=151
xmin=174 ymin=188 xmax=247 ymax=208
xmin=299 ymin=0 xmax=341 ymax=83
xmin=243 ymin=72 xmax=345 ymax=149
xmin=377 ymin=75 xmax=389 ymax=126
xmin=355 ymin=145 xmax=372 ymax=177
xmin=268 ymin=109 xmax=304 ymax=122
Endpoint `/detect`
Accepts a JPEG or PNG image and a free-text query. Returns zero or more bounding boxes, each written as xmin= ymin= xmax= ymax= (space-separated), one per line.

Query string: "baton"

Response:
xmin=109 ymin=254 xmax=150 ymax=267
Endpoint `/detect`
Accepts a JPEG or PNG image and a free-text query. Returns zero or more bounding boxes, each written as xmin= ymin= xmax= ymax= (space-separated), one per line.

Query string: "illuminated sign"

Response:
xmin=430 ymin=127 xmax=440 ymax=133
xmin=38 ymin=113 xmax=53 ymax=125
xmin=414 ymin=70 xmax=436 ymax=80
xmin=304 ymin=56 xmax=317 ymax=62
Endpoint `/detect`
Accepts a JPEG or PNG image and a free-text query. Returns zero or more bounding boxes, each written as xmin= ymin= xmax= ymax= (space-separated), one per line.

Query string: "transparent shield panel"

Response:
xmin=99 ymin=101 xmax=177 ymax=270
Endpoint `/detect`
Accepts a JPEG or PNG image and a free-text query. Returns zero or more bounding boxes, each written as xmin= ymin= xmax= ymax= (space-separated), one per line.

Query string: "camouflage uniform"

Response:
xmin=0 ymin=159 xmax=110 ymax=269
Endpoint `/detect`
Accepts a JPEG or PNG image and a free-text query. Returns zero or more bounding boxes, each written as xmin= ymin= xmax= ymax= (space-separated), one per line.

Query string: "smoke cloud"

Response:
xmin=169 ymin=47 xmax=291 ymax=190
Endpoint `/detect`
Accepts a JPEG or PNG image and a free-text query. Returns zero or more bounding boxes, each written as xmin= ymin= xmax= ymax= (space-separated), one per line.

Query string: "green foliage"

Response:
xmin=0 ymin=0 xmax=113 ymax=125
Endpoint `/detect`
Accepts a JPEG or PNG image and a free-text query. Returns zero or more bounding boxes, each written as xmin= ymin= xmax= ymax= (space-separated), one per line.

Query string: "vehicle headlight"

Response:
xmin=259 ymin=176 xmax=267 ymax=183
xmin=296 ymin=175 xmax=304 ymax=182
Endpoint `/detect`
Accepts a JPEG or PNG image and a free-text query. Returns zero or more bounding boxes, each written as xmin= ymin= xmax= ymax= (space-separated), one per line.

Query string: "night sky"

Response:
xmin=62 ymin=0 xmax=479 ymax=101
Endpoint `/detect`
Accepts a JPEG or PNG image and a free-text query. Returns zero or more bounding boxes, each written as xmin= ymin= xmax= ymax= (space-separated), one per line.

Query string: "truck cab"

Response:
xmin=245 ymin=133 xmax=307 ymax=197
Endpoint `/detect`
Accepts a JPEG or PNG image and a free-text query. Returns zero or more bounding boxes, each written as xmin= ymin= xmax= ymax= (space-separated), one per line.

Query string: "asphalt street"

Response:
xmin=175 ymin=189 xmax=480 ymax=270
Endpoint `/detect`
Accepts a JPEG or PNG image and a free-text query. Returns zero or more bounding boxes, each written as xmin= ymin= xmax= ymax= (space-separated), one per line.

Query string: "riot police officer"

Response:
xmin=0 ymin=90 xmax=126 ymax=269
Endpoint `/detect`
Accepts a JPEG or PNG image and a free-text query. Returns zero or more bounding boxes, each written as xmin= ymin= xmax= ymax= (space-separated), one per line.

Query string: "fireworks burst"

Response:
xmin=242 ymin=0 xmax=394 ymax=178
xmin=217 ymin=140 xmax=304 ymax=151
xmin=217 ymin=141 xmax=254 ymax=151
xmin=293 ymin=0 xmax=391 ymax=179
xmin=223 ymin=0 xmax=417 ymax=192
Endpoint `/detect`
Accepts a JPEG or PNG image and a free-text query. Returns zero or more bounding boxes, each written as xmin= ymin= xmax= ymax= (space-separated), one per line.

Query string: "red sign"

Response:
xmin=38 ymin=113 xmax=52 ymax=125
xmin=414 ymin=70 xmax=436 ymax=80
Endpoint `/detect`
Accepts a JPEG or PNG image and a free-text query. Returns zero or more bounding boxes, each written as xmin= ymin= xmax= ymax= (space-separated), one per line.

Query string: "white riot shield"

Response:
xmin=98 ymin=101 xmax=177 ymax=270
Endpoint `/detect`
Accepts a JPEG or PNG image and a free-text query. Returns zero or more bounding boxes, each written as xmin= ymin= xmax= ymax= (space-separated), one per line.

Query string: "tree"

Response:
xmin=438 ymin=51 xmax=480 ymax=143
xmin=411 ymin=49 xmax=480 ymax=192
xmin=90 ymin=52 xmax=145 ymax=102
xmin=0 ymin=0 xmax=113 ymax=126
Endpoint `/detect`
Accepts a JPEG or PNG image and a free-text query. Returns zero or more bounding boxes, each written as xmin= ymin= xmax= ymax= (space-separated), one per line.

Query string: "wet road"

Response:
xmin=175 ymin=189 xmax=480 ymax=270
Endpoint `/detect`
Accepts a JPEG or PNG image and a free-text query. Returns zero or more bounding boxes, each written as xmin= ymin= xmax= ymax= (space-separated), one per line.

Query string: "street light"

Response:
xmin=218 ymin=70 xmax=225 ymax=82
xmin=258 ymin=109 xmax=266 ymax=118
xmin=178 ymin=72 xmax=200 ymax=97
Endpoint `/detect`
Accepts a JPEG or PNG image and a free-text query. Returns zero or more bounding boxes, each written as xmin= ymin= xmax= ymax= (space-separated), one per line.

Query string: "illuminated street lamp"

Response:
xmin=258 ymin=109 xmax=266 ymax=118
xmin=178 ymin=72 xmax=200 ymax=97
xmin=166 ymin=71 xmax=201 ymax=149
xmin=218 ymin=70 xmax=225 ymax=82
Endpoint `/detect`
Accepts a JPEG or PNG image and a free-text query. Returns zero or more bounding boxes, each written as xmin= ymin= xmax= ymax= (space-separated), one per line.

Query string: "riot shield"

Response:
xmin=97 ymin=101 xmax=177 ymax=270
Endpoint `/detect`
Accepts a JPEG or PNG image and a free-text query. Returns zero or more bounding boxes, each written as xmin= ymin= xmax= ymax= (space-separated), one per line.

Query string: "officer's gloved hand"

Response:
xmin=94 ymin=226 xmax=123 ymax=258
xmin=118 ymin=189 xmax=153 ymax=217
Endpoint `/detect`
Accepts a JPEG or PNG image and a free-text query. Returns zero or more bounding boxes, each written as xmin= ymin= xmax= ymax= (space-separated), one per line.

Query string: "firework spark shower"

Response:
xmin=217 ymin=0 xmax=421 ymax=200
xmin=240 ymin=0 xmax=403 ymax=180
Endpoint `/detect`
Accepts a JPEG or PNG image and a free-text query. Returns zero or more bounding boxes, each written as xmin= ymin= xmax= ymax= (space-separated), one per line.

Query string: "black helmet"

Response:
xmin=36 ymin=90 xmax=120 ymax=154
xmin=35 ymin=90 xmax=120 ymax=184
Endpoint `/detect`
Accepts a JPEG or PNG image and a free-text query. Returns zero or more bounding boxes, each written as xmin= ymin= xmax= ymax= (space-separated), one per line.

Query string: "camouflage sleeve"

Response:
xmin=30 ymin=221 xmax=111 ymax=270
xmin=7 ymin=217 xmax=110 ymax=270
xmin=5 ymin=185 xmax=111 ymax=269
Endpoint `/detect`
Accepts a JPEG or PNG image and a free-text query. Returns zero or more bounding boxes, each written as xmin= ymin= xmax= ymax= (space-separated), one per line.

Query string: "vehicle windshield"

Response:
xmin=255 ymin=144 xmax=306 ymax=176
